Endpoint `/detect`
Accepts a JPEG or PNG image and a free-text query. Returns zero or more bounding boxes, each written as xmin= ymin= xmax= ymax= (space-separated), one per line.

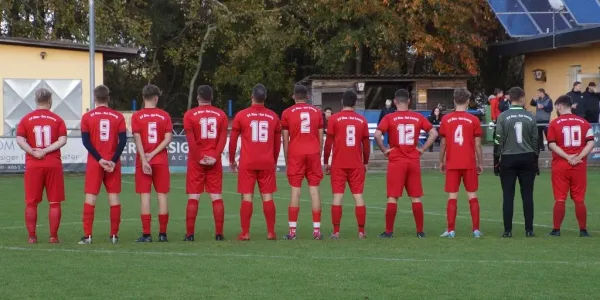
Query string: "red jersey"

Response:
xmin=547 ymin=114 xmax=594 ymax=168
xmin=131 ymin=108 xmax=173 ymax=165
xmin=324 ymin=110 xmax=370 ymax=168
xmin=229 ymin=104 xmax=281 ymax=170
xmin=183 ymin=105 xmax=228 ymax=162
xmin=439 ymin=111 xmax=482 ymax=170
xmin=16 ymin=109 xmax=67 ymax=168
xmin=376 ymin=111 xmax=433 ymax=162
xmin=81 ymin=106 xmax=126 ymax=160
xmin=281 ymin=103 xmax=323 ymax=155
xmin=490 ymin=97 xmax=501 ymax=121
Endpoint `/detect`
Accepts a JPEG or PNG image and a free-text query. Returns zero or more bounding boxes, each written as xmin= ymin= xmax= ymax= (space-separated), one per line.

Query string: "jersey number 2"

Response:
xmin=300 ymin=112 xmax=310 ymax=133
xmin=250 ymin=120 xmax=268 ymax=142
xmin=397 ymin=124 xmax=415 ymax=145
xmin=200 ymin=117 xmax=217 ymax=139
xmin=562 ymin=125 xmax=582 ymax=147
xmin=33 ymin=125 xmax=51 ymax=147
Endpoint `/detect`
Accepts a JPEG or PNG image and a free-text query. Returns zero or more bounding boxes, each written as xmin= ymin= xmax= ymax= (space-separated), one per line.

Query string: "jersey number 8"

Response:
xmin=346 ymin=125 xmax=356 ymax=146
xmin=99 ymin=119 xmax=110 ymax=141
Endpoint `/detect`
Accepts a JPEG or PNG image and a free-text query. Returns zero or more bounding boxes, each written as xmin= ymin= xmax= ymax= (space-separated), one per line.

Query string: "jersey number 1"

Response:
xmin=33 ymin=125 xmax=51 ymax=147
xmin=250 ymin=120 xmax=269 ymax=142
xmin=562 ymin=125 xmax=582 ymax=147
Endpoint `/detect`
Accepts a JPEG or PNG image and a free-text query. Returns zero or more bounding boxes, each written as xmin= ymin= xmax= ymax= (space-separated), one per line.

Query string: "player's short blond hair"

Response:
xmin=35 ymin=88 xmax=52 ymax=103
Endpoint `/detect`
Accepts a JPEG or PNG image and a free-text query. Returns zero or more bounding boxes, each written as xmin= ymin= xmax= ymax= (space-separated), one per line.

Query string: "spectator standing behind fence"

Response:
xmin=378 ymin=99 xmax=396 ymax=147
xmin=427 ymin=107 xmax=443 ymax=152
xmin=566 ymin=82 xmax=586 ymax=118
xmin=323 ymin=107 xmax=333 ymax=134
xmin=530 ymin=89 xmax=553 ymax=151
xmin=490 ymin=88 xmax=504 ymax=175
xmin=498 ymin=93 xmax=511 ymax=113
xmin=584 ymin=82 xmax=600 ymax=124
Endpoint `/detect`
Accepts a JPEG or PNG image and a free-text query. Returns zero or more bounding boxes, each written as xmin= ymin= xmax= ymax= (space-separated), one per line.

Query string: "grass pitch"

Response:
xmin=1 ymin=171 xmax=600 ymax=299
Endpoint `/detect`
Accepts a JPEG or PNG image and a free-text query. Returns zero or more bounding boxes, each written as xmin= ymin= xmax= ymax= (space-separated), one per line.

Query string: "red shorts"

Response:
xmin=387 ymin=160 xmax=423 ymax=198
xmin=24 ymin=166 xmax=65 ymax=204
xmin=84 ymin=161 xmax=122 ymax=195
xmin=552 ymin=165 xmax=587 ymax=202
xmin=135 ymin=164 xmax=170 ymax=194
xmin=444 ymin=169 xmax=478 ymax=193
xmin=238 ymin=169 xmax=277 ymax=194
xmin=286 ymin=153 xmax=323 ymax=187
xmin=186 ymin=162 xmax=222 ymax=194
xmin=331 ymin=167 xmax=365 ymax=194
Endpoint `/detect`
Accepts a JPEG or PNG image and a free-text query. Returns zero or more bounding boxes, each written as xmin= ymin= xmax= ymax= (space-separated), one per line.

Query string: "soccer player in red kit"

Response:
xmin=438 ymin=88 xmax=484 ymax=238
xmin=131 ymin=85 xmax=173 ymax=242
xmin=79 ymin=85 xmax=128 ymax=244
xmin=229 ymin=84 xmax=282 ymax=240
xmin=374 ymin=89 xmax=438 ymax=238
xmin=183 ymin=85 xmax=228 ymax=241
xmin=323 ymin=90 xmax=370 ymax=239
xmin=16 ymin=88 xmax=67 ymax=244
xmin=281 ymin=84 xmax=324 ymax=240
xmin=547 ymin=95 xmax=595 ymax=237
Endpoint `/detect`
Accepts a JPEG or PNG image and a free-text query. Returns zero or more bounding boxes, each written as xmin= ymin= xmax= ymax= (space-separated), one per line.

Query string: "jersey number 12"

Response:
xmin=397 ymin=124 xmax=415 ymax=145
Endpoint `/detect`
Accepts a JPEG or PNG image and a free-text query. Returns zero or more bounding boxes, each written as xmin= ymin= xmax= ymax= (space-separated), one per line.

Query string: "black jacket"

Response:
xmin=378 ymin=107 xmax=396 ymax=124
xmin=584 ymin=89 xmax=600 ymax=123
xmin=428 ymin=114 xmax=442 ymax=126
xmin=498 ymin=98 xmax=510 ymax=113
xmin=566 ymin=90 xmax=586 ymax=118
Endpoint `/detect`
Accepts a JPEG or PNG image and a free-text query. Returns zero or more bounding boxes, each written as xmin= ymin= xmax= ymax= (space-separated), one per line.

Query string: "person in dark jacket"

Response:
xmin=427 ymin=107 xmax=443 ymax=152
xmin=529 ymin=89 xmax=553 ymax=151
xmin=566 ymin=82 xmax=586 ymax=118
xmin=498 ymin=94 xmax=511 ymax=113
xmin=378 ymin=99 xmax=396 ymax=147
xmin=584 ymin=82 xmax=600 ymax=124
xmin=322 ymin=107 xmax=332 ymax=134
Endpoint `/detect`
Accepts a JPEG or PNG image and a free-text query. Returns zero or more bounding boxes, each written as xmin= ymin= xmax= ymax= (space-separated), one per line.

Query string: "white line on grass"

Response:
xmin=120 ymin=180 xmax=598 ymax=234
xmin=0 ymin=245 xmax=597 ymax=266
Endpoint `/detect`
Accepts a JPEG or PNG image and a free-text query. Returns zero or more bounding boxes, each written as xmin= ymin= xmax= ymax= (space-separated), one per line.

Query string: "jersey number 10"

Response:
xmin=562 ymin=125 xmax=582 ymax=147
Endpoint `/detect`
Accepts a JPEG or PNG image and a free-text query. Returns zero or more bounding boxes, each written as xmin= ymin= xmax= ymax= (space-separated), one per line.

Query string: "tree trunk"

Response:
xmin=187 ymin=25 xmax=216 ymax=110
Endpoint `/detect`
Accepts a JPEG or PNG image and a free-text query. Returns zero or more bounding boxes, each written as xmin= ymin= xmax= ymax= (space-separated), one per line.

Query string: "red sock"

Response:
xmin=141 ymin=214 xmax=151 ymax=235
xmin=49 ymin=203 xmax=62 ymax=238
xmin=110 ymin=205 xmax=121 ymax=236
xmin=25 ymin=203 xmax=38 ymax=237
xmin=385 ymin=203 xmax=397 ymax=233
xmin=331 ymin=205 xmax=342 ymax=233
xmin=575 ymin=202 xmax=587 ymax=230
xmin=412 ymin=202 xmax=424 ymax=233
xmin=288 ymin=206 xmax=300 ymax=234
xmin=355 ymin=205 xmax=366 ymax=234
xmin=212 ymin=199 xmax=224 ymax=235
xmin=82 ymin=203 xmax=95 ymax=236
xmin=446 ymin=199 xmax=457 ymax=231
xmin=158 ymin=213 xmax=169 ymax=234
xmin=240 ymin=200 xmax=253 ymax=234
xmin=312 ymin=209 xmax=322 ymax=232
xmin=553 ymin=201 xmax=566 ymax=230
xmin=186 ymin=199 xmax=199 ymax=236
xmin=262 ymin=200 xmax=276 ymax=234
xmin=468 ymin=198 xmax=480 ymax=231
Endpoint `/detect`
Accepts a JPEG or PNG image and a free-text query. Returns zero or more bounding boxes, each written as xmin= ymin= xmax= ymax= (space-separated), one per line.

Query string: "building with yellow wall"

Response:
xmin=0 ymin=37 xmax=137 ymax=135
xmin=491 ymin=26 xmax=600 ymax=120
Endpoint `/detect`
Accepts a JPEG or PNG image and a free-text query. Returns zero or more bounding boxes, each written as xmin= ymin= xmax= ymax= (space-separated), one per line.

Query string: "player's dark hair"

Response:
xmin=508 ymin=87 xmax=525 ymax=103
xmin=324 ymin=107 xmax=332 ymax=112
xmin=555 ymin=95 xmax=573 ymax=107
xmin=494 ymin=88 xmax=503 ymax=96
xmin=394 ymin=89 xmax=410 ymax=104
xmin=453 ymin=88 xmax=471 ymax=105
xmin=573 ymin=81 xmax=581 ymax=87
xmin=94 ymin=85 xmax=110 ymax=103
xmin=342 ymin=89 xmax=358 ymax=107
xmin=252 ymin=84 xmax=267 ymax=103
xmin=142 ymin=84 xmax=162 ymax=100
xmin=293 ymin=84 xmax=309 ymax=101
xmin=197 ymin=85 xmax=213 ymax=103
xmin=35 ymin=88 xmax=52 ymax=103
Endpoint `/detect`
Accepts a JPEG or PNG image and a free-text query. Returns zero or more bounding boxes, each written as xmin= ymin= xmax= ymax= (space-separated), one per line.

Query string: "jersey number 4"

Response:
xmin=397 ymin=124 xmax=415 ymax=145
xmin=200 ymin=117 xmax=217 ymax=139
xmin=250 ymin=120 xmax=269 ymax=142
xmin=33 ymin=125 xmax=51 ymax=147
xmin=562 ymin=125 xmax=582 ymax=147
xmin=454 ymin=125 xmax=464 ymax=146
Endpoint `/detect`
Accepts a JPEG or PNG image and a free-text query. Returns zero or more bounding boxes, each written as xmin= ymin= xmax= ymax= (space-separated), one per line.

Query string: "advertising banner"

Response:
xmin=589 ymin=124 xmax=600 ymax=160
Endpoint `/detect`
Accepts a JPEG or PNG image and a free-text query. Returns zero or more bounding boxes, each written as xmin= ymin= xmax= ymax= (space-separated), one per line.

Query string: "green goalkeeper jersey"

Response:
xmin=495 ymin=106 xmax=538 ymax=156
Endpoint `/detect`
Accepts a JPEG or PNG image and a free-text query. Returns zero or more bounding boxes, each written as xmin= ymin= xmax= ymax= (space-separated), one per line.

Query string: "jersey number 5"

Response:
xmin=148 ymin=122 xmax=158 ymax=144
xmin=300 ymin=112 xmax=310 ymax=133
xmin=33 ymin=125 xmax=51 ymax=147
xmin=397 ymin=124 xmax=415 ymax=145
xmin=562 ymin=125 xmax=582 ymax=147
xmin=100 ymin=119 xmax=110 ymax=141
xmin=200 ymin=117 xmax=217 ymax=139
xmin=250 ymin=120 xmax=269 ymax=142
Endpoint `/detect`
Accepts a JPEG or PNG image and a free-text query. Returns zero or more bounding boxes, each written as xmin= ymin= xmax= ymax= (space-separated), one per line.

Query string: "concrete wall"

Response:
xmin=0 ymin=44 xmax=104 ymax=133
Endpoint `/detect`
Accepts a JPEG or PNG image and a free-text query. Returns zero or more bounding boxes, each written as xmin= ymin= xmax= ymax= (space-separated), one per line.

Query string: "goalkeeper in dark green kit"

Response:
xmin=494 ymin=87 xmax=539 ymax=238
